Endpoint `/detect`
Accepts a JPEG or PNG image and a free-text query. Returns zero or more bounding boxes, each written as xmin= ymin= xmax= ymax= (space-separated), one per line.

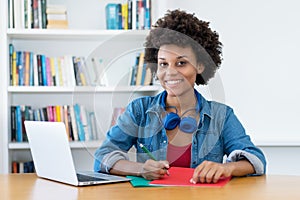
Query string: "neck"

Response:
xmin=166 ymin=89 xmax=196 ymax=115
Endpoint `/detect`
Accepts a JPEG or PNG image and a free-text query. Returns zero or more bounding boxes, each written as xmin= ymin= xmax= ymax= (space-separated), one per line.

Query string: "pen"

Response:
xmin=139 ymin=143 xmax=170 ymax=176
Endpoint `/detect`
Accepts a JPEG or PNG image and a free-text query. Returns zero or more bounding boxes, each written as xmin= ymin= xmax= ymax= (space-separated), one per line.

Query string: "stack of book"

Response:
xmin=8 ymin=0 xmax=47 ymax=29
xmin=129 ymin=51 xmax=152 ymax=86
xmin=46 ymin=4 xmax=68 ymax=29
xmin=105 ymin=0 xmax=151 ymax=30
xmin=11 ymin=160 xmax=35 ymax=173
xmin=9 ymin=44 xmax=92 ymax=87
xmin=10 ymin=104 xmax=99 ymax=142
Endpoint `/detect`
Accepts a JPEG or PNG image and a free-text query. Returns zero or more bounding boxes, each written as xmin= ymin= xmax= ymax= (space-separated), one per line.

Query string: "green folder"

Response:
xmin=126 ymin=176 xmax=159 ymax=187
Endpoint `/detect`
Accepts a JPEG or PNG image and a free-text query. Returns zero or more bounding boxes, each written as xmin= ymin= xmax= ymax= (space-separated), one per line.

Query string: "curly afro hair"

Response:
xmin=144 ymin=9 xmax=223 ymax=85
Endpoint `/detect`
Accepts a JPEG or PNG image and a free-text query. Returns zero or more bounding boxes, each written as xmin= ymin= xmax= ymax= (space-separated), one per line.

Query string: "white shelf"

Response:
xmin=7 ymin=85 xmax=161 ymax=93
xmin=7 ymin=29 xmax=149 ymax=41
xmin=8 ymin=140 xmax=103 ymax=150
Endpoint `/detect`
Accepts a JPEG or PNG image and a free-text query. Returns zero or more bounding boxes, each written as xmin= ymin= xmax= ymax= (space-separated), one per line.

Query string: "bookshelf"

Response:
xmin=0 ymin=0 xmax=161 ymax=173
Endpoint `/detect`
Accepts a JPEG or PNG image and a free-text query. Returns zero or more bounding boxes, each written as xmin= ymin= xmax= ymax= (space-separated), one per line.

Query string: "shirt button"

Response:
xmin=193 ymin=161 xmax=196 ymax=164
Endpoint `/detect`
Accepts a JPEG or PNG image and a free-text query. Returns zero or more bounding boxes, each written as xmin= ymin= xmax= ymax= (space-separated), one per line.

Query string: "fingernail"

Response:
xmin=190 ymin=178 xmax=196 ymax=184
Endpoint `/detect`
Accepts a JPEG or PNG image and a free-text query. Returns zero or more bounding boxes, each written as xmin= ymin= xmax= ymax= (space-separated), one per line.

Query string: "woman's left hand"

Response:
xmin=190 ymin=160 xmax=233 ymax=184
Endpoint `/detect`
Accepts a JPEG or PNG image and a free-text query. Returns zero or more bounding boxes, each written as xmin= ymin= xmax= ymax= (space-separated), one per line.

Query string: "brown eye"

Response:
xmin=177 ymin=61 xmax=187 ymax=66
xmin=159 ymin=62 xmax=168 ymax=68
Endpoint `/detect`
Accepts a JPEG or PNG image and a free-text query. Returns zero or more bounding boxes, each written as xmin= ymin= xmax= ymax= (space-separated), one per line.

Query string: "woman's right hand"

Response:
xmin=141 ymin=159 xmax=170 ymax=180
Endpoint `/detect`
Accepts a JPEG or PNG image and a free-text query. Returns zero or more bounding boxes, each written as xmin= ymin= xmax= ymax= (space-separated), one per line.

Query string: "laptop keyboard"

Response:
xmin=76 ymin=173 xmax=107 ymax=182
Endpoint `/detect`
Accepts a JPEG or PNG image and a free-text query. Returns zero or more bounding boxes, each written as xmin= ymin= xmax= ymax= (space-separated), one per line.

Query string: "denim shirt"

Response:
xmin=94 ymin=89 xmax=266 ymax=175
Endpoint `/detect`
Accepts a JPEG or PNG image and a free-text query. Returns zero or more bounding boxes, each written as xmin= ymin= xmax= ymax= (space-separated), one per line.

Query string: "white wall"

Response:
xmin=160 ymin=0 xmax=300 ymax=175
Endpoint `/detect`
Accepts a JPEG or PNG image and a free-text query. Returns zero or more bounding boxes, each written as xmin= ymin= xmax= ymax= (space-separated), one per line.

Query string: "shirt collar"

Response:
xmin=147 ymin=89 xmax=213 ymax=120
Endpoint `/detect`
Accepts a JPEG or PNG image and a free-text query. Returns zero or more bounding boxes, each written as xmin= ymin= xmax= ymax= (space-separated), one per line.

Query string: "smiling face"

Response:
xmin=157 ymin=44 xmax=204 ymax=98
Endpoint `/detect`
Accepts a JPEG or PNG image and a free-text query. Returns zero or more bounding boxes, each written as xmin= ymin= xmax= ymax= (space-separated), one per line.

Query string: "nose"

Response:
xmin=165 ymin=64 xmax=178 ymax=75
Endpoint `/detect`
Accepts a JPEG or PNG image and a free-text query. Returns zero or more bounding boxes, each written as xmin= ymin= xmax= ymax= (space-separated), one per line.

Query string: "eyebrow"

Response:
xmin=158 ymin=55 xmax=188 ymax=60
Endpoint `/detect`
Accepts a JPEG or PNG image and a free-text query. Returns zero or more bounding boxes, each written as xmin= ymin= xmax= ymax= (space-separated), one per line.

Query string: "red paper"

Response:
xmin=149 ymin=167 xmax=231 ymax=187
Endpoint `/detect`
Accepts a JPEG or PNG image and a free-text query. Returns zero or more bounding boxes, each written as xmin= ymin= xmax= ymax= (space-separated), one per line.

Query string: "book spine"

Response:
xmin=9 ymin=44 xmax=14 ymax=85
xmin=63 ymin=105 xmax=70 ymax=140
xmin=29 ymin=52 xmax=34 ymax=86
xmin=73 ymin=104 xmax=85 ymax=141
xmin=89 ymin=112 xmax=98 ymax=140
xmin=138 ymin=0 xmax=144 ymax=30
xmin=72 ymin=56 xmax=82 ymax=86
xmin=46 ymin=57 xmax=52 ymax=86
xmin=106 ymin=3 xmax=119 ymax=30
xmin=41 ymin=55 xmax=47 ymax=86
xmin=135 ymin=51 xmax=145 ymax=85
xmin=80 ymin=105 xmax=89 ymax=141
xmin=15 ymin=106 xmax=23 ymax=142
xmin=12 ymin=51 xmax=17 ymax=86
xmin=27 ymin=0 xmax=32 ymax=29
xmin=37 ymin=0 xmax=42 ymax=28
xmin=54 ymin=57 xmax=60 ymax=86
xmin=24 ymin=51 xmax=30 ymax=86
xmin=11 ymin=106 xmax=16 ymax=142
xmin=122 ymin=3 xmax=128 ymax=30
xmin=9 ymin=0 xmax=14 ymax=28
xmin=117 ymin=4 xmax=122 ymax=29
xmin=144 ymin=0 xmax=151 ymax=29
xmin=55 ymin=105 xmax=61 ymax=122
xmin=33 ymin=0 xmax=39 ymax=28
xmin=17 ymin=51 xmax=24 ymax=86
xmin=69 ymin=105 xmax=78 ymax=141
xmin=127 ymin=0 xmax=132 ymax=29
xmin=41 ymin=0 xmax=47 ymax=28
xmin=67 ymin=106 xmax=74 ymax=141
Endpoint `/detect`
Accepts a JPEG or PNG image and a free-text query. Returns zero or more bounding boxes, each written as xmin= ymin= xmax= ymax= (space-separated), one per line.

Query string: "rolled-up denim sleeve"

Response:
xmin=94 ymin=102 xmax=140 ymax=173
xmin=226 ymin=150 xmax=265 ymax=175
xmin=222 ymin=107 xmax=267 ymax=175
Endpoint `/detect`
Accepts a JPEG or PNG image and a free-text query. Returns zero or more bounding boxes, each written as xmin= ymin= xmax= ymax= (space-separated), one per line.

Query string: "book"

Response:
xmin=63 ymin=105 xmax=70 ymax=140
xmin=129 ymin=53 xmax=140 ymax=85
xmin=48 ymin=57 xmax=55 ymax=86
xmin=41 ymin=55 xmax=47 ymax=86
xmin=80 ymin=105 xmax=90 ymax=141
xmin=11 ymin=106 xmax=16 ymax=142
xmin=73 ymin=104 xmax=85 ymax=141
xmin=69 ymin=105 xmax=78 ymax=141
xmin=46 ymin=57 xmax=52 ymax=86
xmin=105 ymin=3 xmax=120 ymax=30
xmin=122 ymin=3 xmax=128 ymax=30
xmin=144 ymin=0 xmax=151 ymax=29
xmin=29 ymin=52 xmax=34 ymax=86
xmin=143 ymin=67 xmax=152 ymax=86
xmin=127 ymin=0 xmax=132 ymax=29
xmin=89 ymin=112 xmax=98 ymax=140
xmin=13 ymin=0 xmax=23 ymax=29
xmin=46 ymin=4 xmax=67 ymax=14
xmin=149 ymin=167 xmax=231 ymax=187
xmin=9 ymin=44 xmax=14 ymax=85
xmin=33 ymin=0 xmax=39 ymax=28
xmin=15 ymin=106 xmax=22 ymax=142
xmin=17 ymin=51 xmax=24 ymax=86
xmin=46 ymin=4 xmax=68 ymax=29
xmin=135 ymin=51 xmax=145 ymax=85
xmin=12 ymin=51 xmax=17 ymax=86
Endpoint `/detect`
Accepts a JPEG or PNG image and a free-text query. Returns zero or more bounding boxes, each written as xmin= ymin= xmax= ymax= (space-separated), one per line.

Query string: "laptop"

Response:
xmin=24 ymin=121 xmax=130 ymax=186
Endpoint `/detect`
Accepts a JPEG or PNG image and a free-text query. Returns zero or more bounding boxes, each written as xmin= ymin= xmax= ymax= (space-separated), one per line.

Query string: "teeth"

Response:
xmin=166 ymin=80 xmax=182 ymax=85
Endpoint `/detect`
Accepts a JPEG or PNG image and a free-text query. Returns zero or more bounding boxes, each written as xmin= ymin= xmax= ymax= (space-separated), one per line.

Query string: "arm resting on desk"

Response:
xmin=226 ymin=150 xmax=265 ymax=175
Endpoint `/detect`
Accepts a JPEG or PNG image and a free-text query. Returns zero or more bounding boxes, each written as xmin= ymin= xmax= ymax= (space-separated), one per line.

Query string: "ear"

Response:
xmin=196 ymin=63 xmax=205 ymax=74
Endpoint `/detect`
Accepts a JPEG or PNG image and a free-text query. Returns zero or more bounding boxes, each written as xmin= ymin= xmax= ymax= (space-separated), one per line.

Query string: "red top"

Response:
xmin=167 ymin=143 xmax=192 ymax=167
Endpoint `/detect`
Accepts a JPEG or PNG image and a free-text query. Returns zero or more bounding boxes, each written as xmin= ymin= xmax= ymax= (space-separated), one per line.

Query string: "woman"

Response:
xmin=94 ymin=9 xmax=266 ymax=184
